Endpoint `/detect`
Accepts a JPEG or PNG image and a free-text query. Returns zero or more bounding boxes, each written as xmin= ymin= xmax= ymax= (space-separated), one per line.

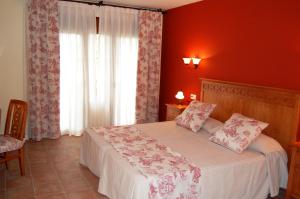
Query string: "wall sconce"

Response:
xmin=175 ymin=91 xmax=184 ymax=104
xmin=182 ymin=57 xmax=201 ymax=69
xmin=182 ymin=58 xmax=191 ymax=65
xmin=192 ymin=58 xmax=201 ymax=67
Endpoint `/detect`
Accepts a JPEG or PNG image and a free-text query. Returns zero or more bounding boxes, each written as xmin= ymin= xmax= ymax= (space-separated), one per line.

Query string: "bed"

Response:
xmin=80 ymin=79 xmax=300 ymax=199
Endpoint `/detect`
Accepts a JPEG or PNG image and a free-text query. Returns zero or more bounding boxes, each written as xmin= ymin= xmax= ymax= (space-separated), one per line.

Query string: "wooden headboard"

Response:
xmin=200 ymin=78 xmax=300 ymax=154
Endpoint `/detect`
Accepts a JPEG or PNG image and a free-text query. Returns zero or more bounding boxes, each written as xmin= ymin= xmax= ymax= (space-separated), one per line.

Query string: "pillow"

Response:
xmin=248 ymin=133 xmax=285 ymax=154
xmin=176 ymin=101 xmax=216 ymax=132
xmin=209 ymin=113 xmax=269 ymax=153
xmin=202 ymin=117 xmax=224 ymax=134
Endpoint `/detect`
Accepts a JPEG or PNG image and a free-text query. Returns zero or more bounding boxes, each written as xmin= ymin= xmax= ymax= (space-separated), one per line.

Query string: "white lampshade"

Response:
xmin=175 ymin=91 xmax=184 ymax=100
xmin=192 ymin=58 xmax=201 ymax=65
xmin=182 ymin=58 xmax=191 ymax=65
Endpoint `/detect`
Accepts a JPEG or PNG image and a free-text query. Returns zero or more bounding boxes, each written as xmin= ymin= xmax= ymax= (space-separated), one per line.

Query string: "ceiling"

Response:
xmin=76 ymin=0 xmax=202 ymax=10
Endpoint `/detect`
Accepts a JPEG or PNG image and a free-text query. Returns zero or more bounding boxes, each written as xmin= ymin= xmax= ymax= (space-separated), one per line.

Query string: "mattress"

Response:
xmin=80 ymin=121 xmax=286 ymax=199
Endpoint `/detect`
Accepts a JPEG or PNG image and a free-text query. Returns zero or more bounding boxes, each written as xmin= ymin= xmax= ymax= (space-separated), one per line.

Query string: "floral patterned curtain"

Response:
xmin=135 ymin=11 xmax=163 ymax=123
xmin=26 ymin=0 xmax=60 ymax=141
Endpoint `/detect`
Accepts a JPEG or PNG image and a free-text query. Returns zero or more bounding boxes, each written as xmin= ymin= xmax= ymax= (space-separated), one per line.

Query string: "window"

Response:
xmin=59 ymin=5 xmax=139 ymax=135
xmin=59 ymin=31 xmax=138 ymax=134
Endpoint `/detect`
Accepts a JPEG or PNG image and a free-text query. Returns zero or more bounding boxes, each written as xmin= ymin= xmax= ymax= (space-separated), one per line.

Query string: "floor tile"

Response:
xmin=54 ymin=160 xmax=81 ymax=174
xmin=35 ymin=193 xmax=67 ymax=199
xmin=66 ymin=189 xmax=98 ymax=199
xmin=6 ymin=175 xmax=32 ymax=190
xmin=30 ymin=163 xmax=55 ymax=177
xmin=34 ymin=182 xmax=64 ymax=197
xmin=28 ymin=150 xmax=49 ymax=165
xmin=80 ymin=168 xmax=99 ymax=188
xmin=32 ymin=172 xmax=60 ymax=185
xmin=25 ymin=142 xmax=45 ymax=152
xmin=59 ymin=171 xmax=90 ymax=192
xmin=6 ymin=186 xmax=35 ymax=199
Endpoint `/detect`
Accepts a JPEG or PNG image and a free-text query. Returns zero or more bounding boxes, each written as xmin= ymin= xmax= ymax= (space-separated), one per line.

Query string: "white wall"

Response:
xmin=0 ymin=0 xmax=26 ymax=133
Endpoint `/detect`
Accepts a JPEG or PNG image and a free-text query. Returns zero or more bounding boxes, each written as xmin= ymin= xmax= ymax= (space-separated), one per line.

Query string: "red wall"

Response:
xmin=159 ymin=0 xmax=300 ymax=121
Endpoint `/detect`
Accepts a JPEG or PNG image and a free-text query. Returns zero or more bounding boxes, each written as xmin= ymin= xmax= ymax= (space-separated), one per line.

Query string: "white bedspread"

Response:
xmin=80 ymin=121 xmax=288 ymax=199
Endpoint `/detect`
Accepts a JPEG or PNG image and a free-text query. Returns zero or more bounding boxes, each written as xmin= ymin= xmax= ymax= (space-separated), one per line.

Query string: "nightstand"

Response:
xmin=286 ymin=142 xmax=300 ymax=199
xmin=165 ymin=104 xmax=187 ymax=121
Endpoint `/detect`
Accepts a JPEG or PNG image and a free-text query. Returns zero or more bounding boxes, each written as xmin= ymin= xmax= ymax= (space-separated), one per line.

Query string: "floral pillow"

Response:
xmin=209 ymin=113 xmax=269 ymax=153
xmin=176 ymin=101 xmax=216 ymax=132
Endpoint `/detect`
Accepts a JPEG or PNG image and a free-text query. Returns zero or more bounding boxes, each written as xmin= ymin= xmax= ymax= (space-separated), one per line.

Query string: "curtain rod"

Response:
xmin=59 ymin=0 xmax=166 ymax=13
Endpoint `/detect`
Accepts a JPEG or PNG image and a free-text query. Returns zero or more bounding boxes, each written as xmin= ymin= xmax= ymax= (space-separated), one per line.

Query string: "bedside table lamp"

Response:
xmin=175 ymin=91 xmax=184 ymax=104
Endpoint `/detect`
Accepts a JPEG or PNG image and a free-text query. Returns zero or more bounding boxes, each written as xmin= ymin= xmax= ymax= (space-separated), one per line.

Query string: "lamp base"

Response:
xmin=177 ymin=99 xmax=184 ymax=105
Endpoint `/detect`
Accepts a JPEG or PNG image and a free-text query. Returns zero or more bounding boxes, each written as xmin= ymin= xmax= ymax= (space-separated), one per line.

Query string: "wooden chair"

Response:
xmin=0 ymin=100 xmax=27 ymax=176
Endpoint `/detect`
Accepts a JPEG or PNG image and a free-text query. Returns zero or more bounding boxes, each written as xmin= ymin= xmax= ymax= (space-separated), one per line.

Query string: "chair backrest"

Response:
xmin=4 ymin=99 xmax=28 ymax=140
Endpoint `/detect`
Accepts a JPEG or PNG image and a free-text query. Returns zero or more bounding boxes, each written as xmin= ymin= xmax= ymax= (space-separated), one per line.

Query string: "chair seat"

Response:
xmin=0 ymin=135 xmax=25 ymax=153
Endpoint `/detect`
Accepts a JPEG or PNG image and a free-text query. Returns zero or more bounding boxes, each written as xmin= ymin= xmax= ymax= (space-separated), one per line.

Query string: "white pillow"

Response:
xmin=248 ymin=133 xmax=285 ymax=154
xmin=176 ymin=101 xmax=216 ymax=132
xmin=209 ymin=113 xmax=269 ymax=153
xmin=202 ymin=117 xmax=223 ymax=134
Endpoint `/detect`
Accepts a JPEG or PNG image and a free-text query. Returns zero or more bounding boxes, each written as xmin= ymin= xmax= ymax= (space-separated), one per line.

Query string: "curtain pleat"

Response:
xmin=26 ymin=0 xmax=61 ymax=141
xmin=58 ymin=2 xmax=97 ymax=135
xmin=136 ymin=11 xmax=163 ymax=123
xmin=97 ymin=6 xmax=139 ymax=126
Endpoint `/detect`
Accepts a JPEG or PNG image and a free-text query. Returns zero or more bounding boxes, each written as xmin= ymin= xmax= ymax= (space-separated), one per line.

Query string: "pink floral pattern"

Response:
xmin=136 ymin=11 xmax=163 ymax=123
xmin=93 ymin=126 xmax=201 ymax=199
xmin=26 ymin=0 xmax=60 ymax=141
xmin=209 ymin=113 xmax=269 ymax=153
xmin=0 ymin=135 xmax=25 ymax=153
xmin=176 ymin=101 xmax=216 ymax=132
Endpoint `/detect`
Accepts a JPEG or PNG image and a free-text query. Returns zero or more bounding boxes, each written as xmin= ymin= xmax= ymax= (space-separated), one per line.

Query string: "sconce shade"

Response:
xmin=183 ymin=58 xmax=191 ymax=65
xmin=192 ymin=58 xmax=201 ymax=65
xmin=175 ymin=91 xmax=184 ymax=100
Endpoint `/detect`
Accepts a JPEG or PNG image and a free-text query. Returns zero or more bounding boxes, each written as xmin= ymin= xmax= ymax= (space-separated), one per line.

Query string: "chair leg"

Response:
xmin=18 ymin=148 xmax=25 ymax=176
xmin=4 ymin=153 xmax=8 ymax=169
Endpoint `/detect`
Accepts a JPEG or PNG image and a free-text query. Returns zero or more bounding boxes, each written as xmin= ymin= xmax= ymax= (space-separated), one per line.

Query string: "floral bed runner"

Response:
xmin=93 ymin=126 xmax=201 ymax=199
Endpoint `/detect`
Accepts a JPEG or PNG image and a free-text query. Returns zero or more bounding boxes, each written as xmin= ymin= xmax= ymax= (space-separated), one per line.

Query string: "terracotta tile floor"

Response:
xmin=0 ymin=135 xmax=286 ymax=199
xmin=0 ymin=135 xmax=108 ymax=199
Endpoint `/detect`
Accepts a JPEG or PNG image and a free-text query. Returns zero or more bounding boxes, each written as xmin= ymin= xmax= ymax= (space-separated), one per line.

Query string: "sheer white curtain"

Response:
xmin=59 ymin=2 xmax=138 ymax=135
xmin=59 ymin=2 xmax=98 ymax=135
xmin=96 ymin=6 xmax=138 ymax=125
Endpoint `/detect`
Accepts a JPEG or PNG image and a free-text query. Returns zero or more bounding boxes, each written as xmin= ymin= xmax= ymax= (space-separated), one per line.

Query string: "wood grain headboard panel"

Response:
xmin=200 ymin=78 xmax=300 ymax=153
